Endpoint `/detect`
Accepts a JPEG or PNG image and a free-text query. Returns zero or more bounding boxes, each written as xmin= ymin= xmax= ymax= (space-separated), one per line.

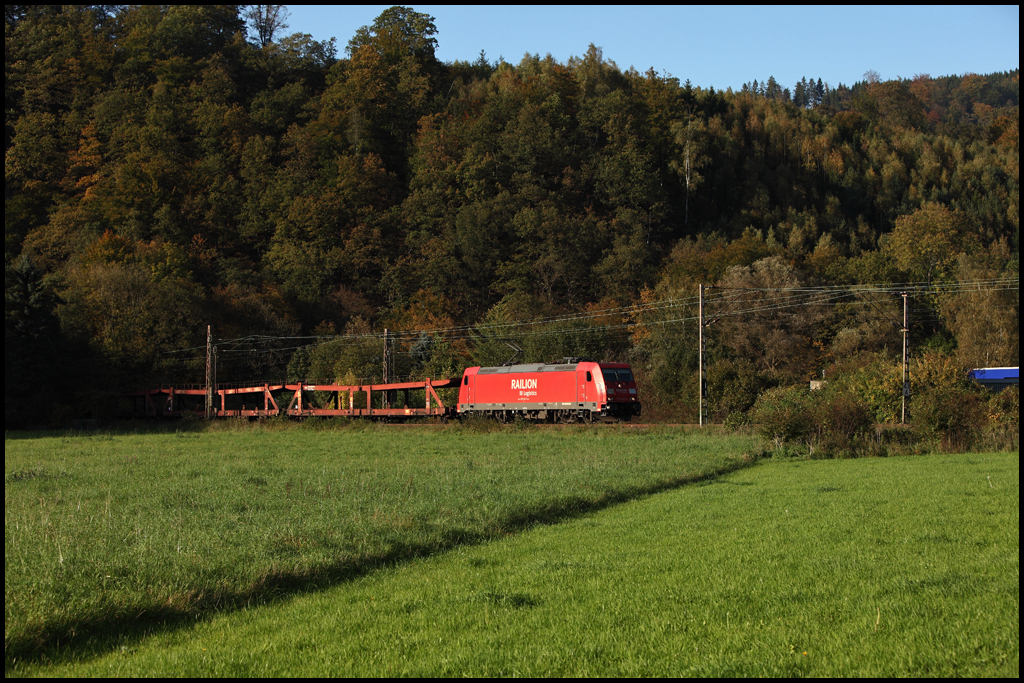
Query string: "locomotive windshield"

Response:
xmin=602 ymin=369 xmax=634 ymax=383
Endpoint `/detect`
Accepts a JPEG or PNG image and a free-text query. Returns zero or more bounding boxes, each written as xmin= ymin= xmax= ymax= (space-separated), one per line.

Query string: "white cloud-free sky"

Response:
xmin=283 ymin=5 xmax=1019 ymax=90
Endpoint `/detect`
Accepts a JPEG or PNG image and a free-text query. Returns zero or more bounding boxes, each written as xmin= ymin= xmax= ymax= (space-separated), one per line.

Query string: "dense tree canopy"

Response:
xmin=5 ymin=5 xmax=1019 ymax=424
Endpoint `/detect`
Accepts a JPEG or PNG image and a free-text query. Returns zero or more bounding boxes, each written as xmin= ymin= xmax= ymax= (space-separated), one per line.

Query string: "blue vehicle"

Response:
xmin=968 ymin=367 xmax=1019 ymax=392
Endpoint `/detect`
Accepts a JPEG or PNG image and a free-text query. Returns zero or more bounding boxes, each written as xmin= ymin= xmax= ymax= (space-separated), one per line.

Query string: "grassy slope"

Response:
xmin=11 ymin=449 xmax=1018 ymax=677
xmin=5 ymin=424 xmax=754 ymax=665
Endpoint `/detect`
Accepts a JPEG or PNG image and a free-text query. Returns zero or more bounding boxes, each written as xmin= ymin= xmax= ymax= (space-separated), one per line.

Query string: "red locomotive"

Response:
xmin=457 ymin=361 xmax=640 ymax=422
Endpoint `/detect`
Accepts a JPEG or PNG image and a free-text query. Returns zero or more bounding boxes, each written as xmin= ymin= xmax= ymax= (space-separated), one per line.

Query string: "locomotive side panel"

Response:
xmin=456 ymin=362 xmax=638 ymax=421
xmin=469 ymin=369 xmax=582 ymax=411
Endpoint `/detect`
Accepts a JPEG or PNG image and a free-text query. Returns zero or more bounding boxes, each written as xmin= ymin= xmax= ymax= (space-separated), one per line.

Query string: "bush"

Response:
xmin=752 ymin=386 xmax=813 ymax=448
xmin=983 ymin=385 xmax=1019 ymax=451
xmin=707 ymin=358 xmax=764 ymax=420
xmin=817 ymin=394 xmax=873 ymax=441
xmin=826 ymin=353 xmax=904 ymax=424
xmin=750 ymin=384 xmax=876 ymax=458
xmin=723 ymin=410 xmax=751 ymax=431
xmin=825 ymin=350 xmax=978 ymax=427
xmin=812 ymin=393 xmax=874 ymax=457
xmin=913 ymin=386 xmax=989 ymax=452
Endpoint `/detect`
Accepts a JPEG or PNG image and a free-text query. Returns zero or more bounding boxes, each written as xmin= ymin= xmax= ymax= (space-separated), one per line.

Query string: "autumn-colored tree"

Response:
xmin=938 ymin=246 xmax=1019 ymax=368
xmin=715 ymin=256 xmax=822 ymax=382
xmin=883 ymin=203 xmax=977 ymax=283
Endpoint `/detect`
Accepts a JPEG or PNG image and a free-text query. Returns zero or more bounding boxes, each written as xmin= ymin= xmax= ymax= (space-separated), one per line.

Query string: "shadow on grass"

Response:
xmin=5 ymin=456 xmax=757 ymax=671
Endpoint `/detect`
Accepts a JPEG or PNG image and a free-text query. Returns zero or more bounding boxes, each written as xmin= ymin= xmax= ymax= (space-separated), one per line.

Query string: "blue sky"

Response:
xmin=283 ymin=5 xmax=1019 ymax=91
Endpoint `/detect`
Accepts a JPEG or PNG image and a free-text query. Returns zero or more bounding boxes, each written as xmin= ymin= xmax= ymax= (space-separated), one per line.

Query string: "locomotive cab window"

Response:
xmin=463 ymin=376 xmax=469 ymax=385
xmin=586 ymin=371 xmax=592 ymax=382
xmin=603 ymin=369 xmax=634 ymax=383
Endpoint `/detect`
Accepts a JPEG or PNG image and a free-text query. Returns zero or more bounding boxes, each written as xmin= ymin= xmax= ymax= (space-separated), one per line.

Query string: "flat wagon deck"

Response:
xmin=125 ymin=378 xmax=461 ymax=419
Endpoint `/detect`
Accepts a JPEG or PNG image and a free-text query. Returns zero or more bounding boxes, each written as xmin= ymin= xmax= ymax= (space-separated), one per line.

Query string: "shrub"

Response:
xmin=752 ymin=385 xmax=813 ymax=448
xmin=983 ymin=385 xmax=1019 ymax=451
xmin=750 ymin=384 xmax=875 ymax=458
xmin=913 ymin=386 xmax=989 ymax=452
xmin=825 ymin=350 xmax=976 ymax=427
xmin=828 ymin=354 xmax=903 ymax=424
xmin=723 ymin=411 xmax=751 ymax=431
xmin=817 ymin=394 xmax=874 ymax=441
xmin=707 ymin=358 xmax=764 ymax=420
xmin=812 ymin=393 xmax=874 ymax=457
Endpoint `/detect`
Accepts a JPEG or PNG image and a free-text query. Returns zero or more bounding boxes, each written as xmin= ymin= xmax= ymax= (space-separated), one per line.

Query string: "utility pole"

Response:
xmin=382 ymin=328 xmax=393 ymax=408
xmin=852 ymin=288 xmax=912 ymax=424
xmin=213 ymin=344 xmax=218 ymax=416
xmin=901 ymin=292 xmax=909 ymax=425
xmin=205 ymin=325 xmax=213 ymax=418
xmin=699 ymin=284 xmax=707 ymax=426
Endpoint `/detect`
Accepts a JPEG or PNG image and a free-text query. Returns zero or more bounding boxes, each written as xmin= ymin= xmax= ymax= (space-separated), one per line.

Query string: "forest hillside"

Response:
xmin=5 ymin=5 xmax=1019 ymax=425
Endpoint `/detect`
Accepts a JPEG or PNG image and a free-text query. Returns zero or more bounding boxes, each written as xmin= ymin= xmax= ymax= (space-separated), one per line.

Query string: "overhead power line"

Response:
xmin=156 ymin=276 xmax=1018 ymax=358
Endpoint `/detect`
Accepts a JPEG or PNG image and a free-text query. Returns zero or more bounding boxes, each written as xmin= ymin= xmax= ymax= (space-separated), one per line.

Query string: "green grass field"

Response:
xmin=4 ymin=422 xmax=755 ymax=670
xmin=6 ymin=427 xmax=1018 ymax=676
